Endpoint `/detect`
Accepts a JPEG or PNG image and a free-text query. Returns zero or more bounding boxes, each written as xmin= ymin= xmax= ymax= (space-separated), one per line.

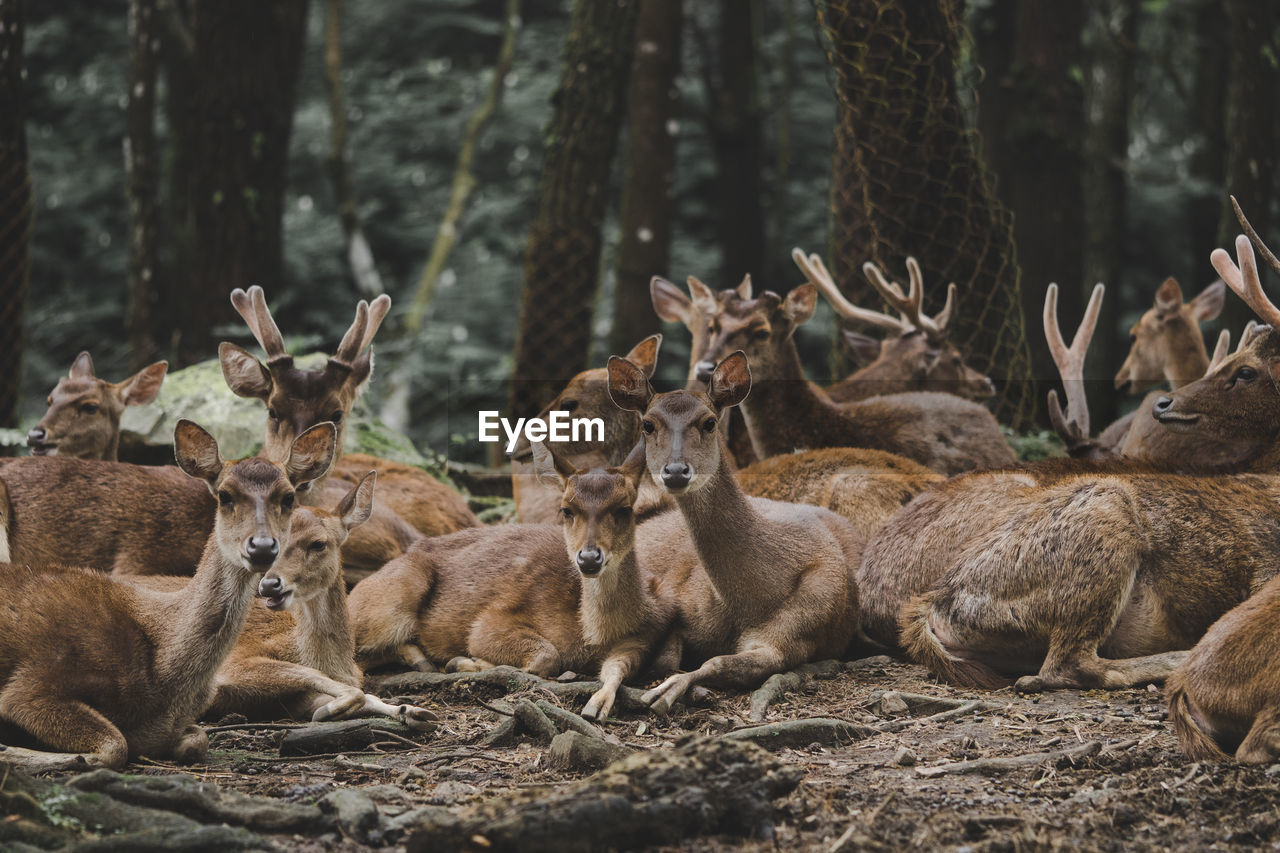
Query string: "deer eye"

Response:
xmin=701 ymin=418 xmax=717 ymax=433
xmin=80 ymin=403 xmax=99 ymax=415
xmin=267 ymin=408 xmax=280 ymax=421
xmin=707 ymin=322 xmax=719 ymax=335
xmin=218 ymin=491 xmax=234 ymax=509
xmin=641 ymin=420 xmax=655 ymax=435
xmin=1235 ymin=367 xmax=1258 ymax=383
xmin=330 ymin=411 xmax=344 ymax=424
xmin=308 ymin=541 xmax=326 ymax=553
xmin=1129 ymin=333 xmax=1137 ymax=343
xmin=281 ymin=493 xmax=295 ymax=510
xmin=560 ymin=400 xmax=579 ymax=413
xmin=751 ymin=329 xmax=769 ymax=341
xmin=613 ymin=506 xmax=632 ymax=520
xmin=561 ymin=507 xmax=574 ymax=520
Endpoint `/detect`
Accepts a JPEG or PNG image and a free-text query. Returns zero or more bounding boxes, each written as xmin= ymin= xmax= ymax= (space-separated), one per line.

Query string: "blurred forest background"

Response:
xmin=0 ymin=0 xmax=1276 ymax=464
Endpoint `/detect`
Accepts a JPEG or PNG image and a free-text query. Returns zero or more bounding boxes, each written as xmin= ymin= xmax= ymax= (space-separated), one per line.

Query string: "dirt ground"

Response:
xmin=20 ymin=655 xmax=1274 ymax=851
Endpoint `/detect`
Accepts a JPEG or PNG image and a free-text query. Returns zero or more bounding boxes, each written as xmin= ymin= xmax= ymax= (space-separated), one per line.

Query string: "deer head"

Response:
xmin=651 ymin=274 xmax=757 ymax=388
xmin=530 ymin=440 xmax=645 ymax=578
xmin=608 ymin=351 xmax=750 ymax=495
xmin=218 ymin=286 xmax=390 ymax=466
xmin=257 ymin=470 xmax=375 ymax=611
xmin=28 ymin=353 xmax=167 ymax=460
xmin=1114 ymin=277 xmax=1224 ymax=393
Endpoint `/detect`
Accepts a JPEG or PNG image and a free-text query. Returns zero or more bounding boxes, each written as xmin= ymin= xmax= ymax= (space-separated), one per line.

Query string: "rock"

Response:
xmin=512 ymin=698 xmax=559 ymax=744
xmin=321 ymin=787 xmax=383 ymax=845
xmin=892 ymin=747 xmax=917 ymax=767
xmin=548 ymin=732 xmax=635 ymax=772
xmin=279 ymin=718 xmax=433 ymax=756
xmin=875 ymin=691 xmax=910 ymax=716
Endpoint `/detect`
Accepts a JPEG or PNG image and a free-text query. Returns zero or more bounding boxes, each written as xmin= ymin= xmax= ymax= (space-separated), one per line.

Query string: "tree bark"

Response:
xmin=611 ymin=0 xmax=682 ymax=356
xmin=508 ymin=0 xmax=638 ymax=420
xmin=126 ymin=0 xmax=161 ymax=371
xmin=165 ymin=0 xmax=310 ymax=366
xmin=0 ymin=0 xmax=30 ymax=428
xmin=1186 ymin=0 xmax=1226 ymax=288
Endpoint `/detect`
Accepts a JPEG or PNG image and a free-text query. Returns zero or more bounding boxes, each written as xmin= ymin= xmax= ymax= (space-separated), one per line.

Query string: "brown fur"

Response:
xmin=0 ymin=421 xmax=335 ymax=770
xmin=825 ymin=329 xmax=994 ymax=403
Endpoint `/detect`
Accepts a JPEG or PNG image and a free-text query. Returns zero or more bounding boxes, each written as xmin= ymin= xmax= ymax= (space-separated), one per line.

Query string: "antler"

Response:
xmin=1211 ymin=230 xmax=1280 ymax=331
xmin=792 ymin=248 xmax=909 ymax=335
xmin=861 ymin=257 xmax=957 ymax=340
xmin=1044 ymin=282 xmax=1105 ymax=446
xmin=331 ymin=293 xmax=392 ymax=370
xmin=1207 ymin=329 xmax=1231 ymax=373
xmin=229 ymin=286 xmax=290 ymax=365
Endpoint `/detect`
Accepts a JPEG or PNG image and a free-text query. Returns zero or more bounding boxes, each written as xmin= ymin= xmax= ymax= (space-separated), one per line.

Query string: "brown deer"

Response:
xmin=0 ymin=419 xmax=335 ymax=770
xmin=651 ymin=275 xmax=1014 ymax=475
xmin=1114 ymin=277 xmax=1224 ymax=395
xmin=529 ymin=440 xmax=679 ymax=720
xmin=879 ymin=227 xmax=1280 ymax=691
xmin=219 ymin=286 xmax=476 ymax=539
xmin=607 ymin=351 xmax=862 ymax=713
xmin=27 ymin=352 xmax=167 ymax=460
xmin=792 ymin=249 xmax=995 ymax=403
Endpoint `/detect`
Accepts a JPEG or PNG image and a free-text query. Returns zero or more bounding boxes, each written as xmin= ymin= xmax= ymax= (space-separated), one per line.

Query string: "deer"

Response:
xmin=0 ymin=419 xmax=335 ymax=770
xmin=792 ymin=249 xmax=995 ymax=403
xmin=219 ymin=286 xmax=477 ymax=542
xmin=649 ymin=274 xmax=1015 ymax=475
xmin=606 ymin=351 xmax=862 ymax=713
xmin=26 ymin=352 xmax=167 ymax=461
xmin=876 ymin=221 xmax=1280 ymax=692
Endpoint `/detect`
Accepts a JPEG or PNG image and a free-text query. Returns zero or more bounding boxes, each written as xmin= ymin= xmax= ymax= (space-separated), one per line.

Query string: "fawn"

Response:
xmin=27 ymin=351 xmax=167 ymax=461
xmin=0 ymin=420 xmax=335 ymax=770
xmin=607 ymin=351 xmax=862 ymax=713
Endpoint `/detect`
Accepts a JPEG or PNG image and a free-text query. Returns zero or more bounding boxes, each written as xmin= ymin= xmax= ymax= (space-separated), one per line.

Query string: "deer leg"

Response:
xmin=398 ymin=644 xmax=437 ymax=672
xmin=0 ymin=687 xmax=130 ymax=770
xmin=583 ymin=643 xmax=647 ymax=721
xmin=467 ymin=616 xmax=564 ymax=677
xmin=445 ymin=656 xmax=497 ymax=673
xmin=168 ymin=724 xmax=209 ymax=764
xmin=355 ymin=693 xmax=439 ymax=729
xmin=1235 ymin=706 xmax=1280 ymax=764
xmin=643 ymin=642 xmax=787 ymax=715
xmin=1018 ymin=646 xmax=1188 ymax=693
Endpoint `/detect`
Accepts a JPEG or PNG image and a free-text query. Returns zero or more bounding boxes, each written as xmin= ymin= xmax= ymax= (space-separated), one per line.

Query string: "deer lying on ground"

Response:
xmin=130 ymin=472 xmax=436 ymax=726
xmin=607 ymin=351 xmax=862 ymax=713
xmin=875 ymin=227 xmax=1280 ymax=691
xmin=793 ymin=249 xmax=995 ymax=403
xmin=27 ymin=352 xmax=167 ymax=460
xmin=650 ymin=274 xmax=1014 ymax=475
xmin=0 ymin=420 xmax=335 ymax=770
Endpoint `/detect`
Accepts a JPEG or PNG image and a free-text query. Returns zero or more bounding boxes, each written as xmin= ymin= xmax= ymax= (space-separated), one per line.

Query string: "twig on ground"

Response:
xmin=747 ymin=660 xmax=845 ymax=722
xmin=915 ymin=740 xmax=1101 ymax=778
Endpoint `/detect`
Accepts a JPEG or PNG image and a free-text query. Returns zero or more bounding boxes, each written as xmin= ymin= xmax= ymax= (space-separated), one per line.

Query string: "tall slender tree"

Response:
xmin=0 ymin=0 xmax=30 ymax=427
xmin=509 ymin=0 xmax=638 ymax=419
xmin=125 ymin=0 xmax=161 ymax=370
xmin=1186 ymin=0 xmax=1227 ymax=288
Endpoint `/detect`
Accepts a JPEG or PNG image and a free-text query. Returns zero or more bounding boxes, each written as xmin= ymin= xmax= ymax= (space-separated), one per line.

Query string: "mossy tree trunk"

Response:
xmin=509 ymin=0 xmax=638 ymax=419
xmin=0 ymin=0 xmax=30 ymax=428
xmin=126 ymin=0 xmax=161 ymax=370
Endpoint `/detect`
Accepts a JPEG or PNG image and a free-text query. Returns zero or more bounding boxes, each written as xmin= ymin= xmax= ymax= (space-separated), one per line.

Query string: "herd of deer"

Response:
xmin=3 ymin=200 xmax=1280 ymax=773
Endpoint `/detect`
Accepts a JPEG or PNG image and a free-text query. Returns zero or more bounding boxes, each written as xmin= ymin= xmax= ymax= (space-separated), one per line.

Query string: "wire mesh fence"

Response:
xmin=0 ymin=153 xmax=33 ymax=438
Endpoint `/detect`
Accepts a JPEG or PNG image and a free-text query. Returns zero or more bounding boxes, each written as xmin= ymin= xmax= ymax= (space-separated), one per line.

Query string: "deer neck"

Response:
xmin=103 ymin=427 xmax=121 ymax=463
xmin=294 ymin=583 xmax=361 ymax=687
xmin=673 ymin=444 xmax=792 ymax=612
xmin=737 ymin=342 xmax=839 ymax=457
xmin=1166 ymin=343 xmax=1210 ymax=389
xmin=155 ymin=538 xmax=258 ymax=723
xmin=579 ymin=549 xmax=646 ymax=649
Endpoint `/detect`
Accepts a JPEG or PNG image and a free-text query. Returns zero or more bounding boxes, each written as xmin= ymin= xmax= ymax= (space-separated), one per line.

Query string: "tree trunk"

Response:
xmin=126 ymin=0 xmax=161 ymax=371
xmin=1218 ymin=0 xmax=1277 ymax=332
xmin=820 ymin=0 xmax=1034 ymax=426
xmin=0 ymin=0 xmax=30 ymax=428
xmin=165 ymin=0 xmax=310 ymax=366
xmin=611 ymin=0 xmax=682 ymax=356
xmin=1186 ymin=0 xmax=1226 ymax=290
xmin=509 ymin=0 xmax=638 ymax=420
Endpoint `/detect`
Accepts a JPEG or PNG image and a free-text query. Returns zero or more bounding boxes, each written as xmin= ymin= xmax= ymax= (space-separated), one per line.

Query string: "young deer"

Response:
xmin=0 ymin=419 xmax=335 ymax=770
xmin=878 ymin=228 xmax=1280 ymax=691
xmin=792 ymin=249 xmax=995 ymax=403
xmin=607 ymin=351 xmax=862 ymax=713
xmin=27 ymin=352 xmax=167 ymax=460
xmin=650 ymin=275 xmax=1014 ymax=475
xmin=530 ymin=440 xmax=678 ymax=720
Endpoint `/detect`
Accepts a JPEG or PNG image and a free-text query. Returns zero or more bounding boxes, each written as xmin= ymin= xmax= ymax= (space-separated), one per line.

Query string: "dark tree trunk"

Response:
xmin=126 ymin=0 xmax=161 ymax=371
xmin=820 ymin=0 xmax=1034 ymax=426
xmin=611 ymin=0 xmax=682 ymax=357
xmin=165 ymin=0 xmax=310 ymax=366
xmin=1082 ymin=0 xmax=1137 ymax=426
xmin=706 ymin=0 xmax=765 ymax=285
xmin=1218 ymin=0 xmax=1277 ymax=332
xmin=509 ymin=0 xmax=637 ymax=420
xmin=0 ymin=0 xmax=30 ymax=428
xmin=1186 ymin=0 xmax=1227 ymax=288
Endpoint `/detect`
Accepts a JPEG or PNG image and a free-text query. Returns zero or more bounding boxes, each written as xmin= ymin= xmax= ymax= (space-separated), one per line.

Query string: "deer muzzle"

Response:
xmin=245 ymin=535 xmax=280 ymax=568
xmin=576 ymin=546 xmax=605 ymax=577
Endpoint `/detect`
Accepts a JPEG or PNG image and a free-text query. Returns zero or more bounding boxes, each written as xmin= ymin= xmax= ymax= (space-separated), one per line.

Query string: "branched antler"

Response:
xmin=860 ymin=257 xmax=956 ymax=340
xmin=229 ymin=286 xmax=290 ymax=365
xmin=1044 ymin=282 xmax=1105 ymax=448
xmin=792 ymin=248 xmax=909 ymax=335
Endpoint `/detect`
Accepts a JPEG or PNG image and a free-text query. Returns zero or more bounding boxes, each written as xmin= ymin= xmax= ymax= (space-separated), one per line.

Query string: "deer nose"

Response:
xmin=661 ymin=462 xmax=692 ymax=489
xmin=576 ymin=547 xmax=604 ymax=575
xmin=258 ymin=575 xmax=283 ymax=596
xmin=694 ymin=361 xmax=716 ymax=384
xmin=1153 ymin=395 xmax=1174 ymax=416
xmin=245 ymin=536 xmax=279 ymax=567
xmin=26 ymin=426 xmax=46 ymax=444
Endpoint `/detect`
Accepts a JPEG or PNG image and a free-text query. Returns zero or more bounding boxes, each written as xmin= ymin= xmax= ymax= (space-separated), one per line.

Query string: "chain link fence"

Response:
xmin=0 ymin=153 xmax=33 ymax=440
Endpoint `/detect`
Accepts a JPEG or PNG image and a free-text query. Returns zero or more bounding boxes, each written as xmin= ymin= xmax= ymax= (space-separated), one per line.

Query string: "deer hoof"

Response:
xmin=1015 ymin=675 xmax=1046 ymax=693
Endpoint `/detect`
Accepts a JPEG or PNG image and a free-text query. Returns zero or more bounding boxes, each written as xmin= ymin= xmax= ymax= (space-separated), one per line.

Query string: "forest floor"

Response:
xmin=5 ymin=656 xmax=1278 ymax=851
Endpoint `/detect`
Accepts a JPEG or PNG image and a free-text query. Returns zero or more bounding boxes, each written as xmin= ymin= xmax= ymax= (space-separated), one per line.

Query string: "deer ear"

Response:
xmin=118 ymin=361 xmax=168 ymax=407
xmin=1155 ymin=277 xmax=1184 ymax=314
xmin=686 ymin=276 xmax=719 ymax=316
xmin=286 ymin=422 xmax=338 ymax=486
xmin=70 ymin=351 xmax=94 ymax=380
xmin=174 ymin=419 xmax=223 ymax=485
xmin=607 ymin=356 xmax=654 ymax=413
xmin=651 ymin=277 xmax=695 ymax=327
xmin=337 ymin=470 xmax=376 ymax=532
xmin=708 ymin=352 xmax=751 ymax=411
xmin=531 ymin=440 xmax=575 ymax=490
xmin=348 ymin=351 xmax=374 ymax=394
xmin=736 ymin=274 xmax=753 ymax=300
xmin=1191 ymin=279 xmax=1226 ymax=324
xmin=619 ymin=438 xmax=647 ymax=486
xmin=841 ymin=330 xmax=882 ymax=365
xmin=623 ymin=334 xmax=662 ymax=379
xmin=219 ymin=342 xmax=273 ymax=400
xmin=781 ymin=284 xmax=818 ymax=326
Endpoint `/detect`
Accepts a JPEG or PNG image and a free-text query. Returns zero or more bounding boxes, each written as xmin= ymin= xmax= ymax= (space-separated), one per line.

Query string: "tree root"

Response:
xmin=373 ymin=666 xmax=652 ymax=712
xmin=747 ymin=660 xmax=846 ymax=722
xmin=278 ymin=718 xmax=433 ymax=757
xmin=915 ymin=740 xmax=1101 ymax=778
xmin=719 ymin=718 xmax=876 ymax=750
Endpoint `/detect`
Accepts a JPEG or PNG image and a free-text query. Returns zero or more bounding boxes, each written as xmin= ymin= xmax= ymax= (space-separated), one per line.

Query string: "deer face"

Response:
xmin=1115 ymin=278 xmax=1224 ymax=393
xmin=257 ymin=471 xmax=374 ymax=610
xmin=532 ymin=442 xmax=644 ymax=578
xmin=857 ymin=330 xmax=994 ymax=400
xmin=29 ymin=353 xmax=167 ymax=459
xmin=608 ymin=351 xmax=750 ymax=496
xmin=175 ymin=420 xmax=338 ymax=574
